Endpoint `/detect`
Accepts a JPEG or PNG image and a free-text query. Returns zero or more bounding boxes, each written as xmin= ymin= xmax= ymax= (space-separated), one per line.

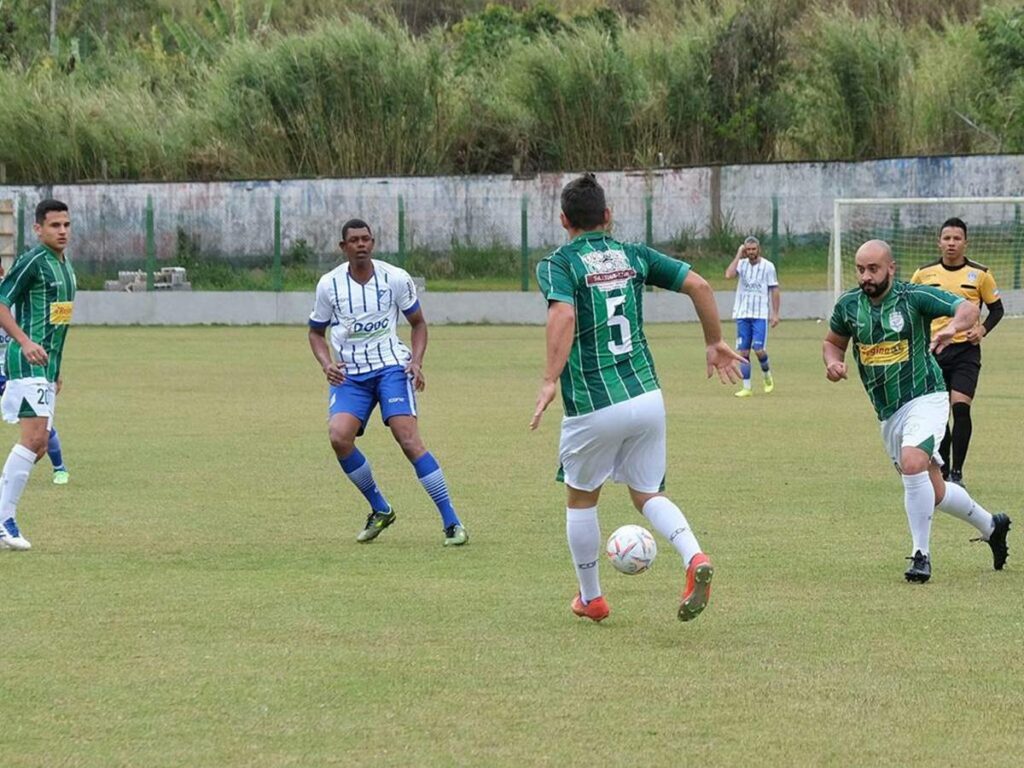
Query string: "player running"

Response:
xmin=0 ymin=199 xmax=76 ymax=551
xmin=823 ymin=239 xmax=1011 ymax=583
xmin=530 ymin=173 xmax=742 ymax=623
xmin=308 ymin=218 xmax=468 ymax=547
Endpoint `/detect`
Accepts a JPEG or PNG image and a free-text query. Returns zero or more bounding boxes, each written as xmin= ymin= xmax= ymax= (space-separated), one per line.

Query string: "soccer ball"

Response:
xmin=605 ymin=524 xmax=657 ymax=575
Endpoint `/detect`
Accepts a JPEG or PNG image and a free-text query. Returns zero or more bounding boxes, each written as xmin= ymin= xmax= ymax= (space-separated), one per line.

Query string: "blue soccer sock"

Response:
xmin=413 ymin=452 xmax=460 ymax=528
xmin=338 ymin=448 xmax=390 ymax=512
xmin=48 ymin=428 xmax=66 ymax=471
xmin=758 ymin=354 xmax=771 ymax=373
xmin=740 ymin=358 xmax=752 ymax=383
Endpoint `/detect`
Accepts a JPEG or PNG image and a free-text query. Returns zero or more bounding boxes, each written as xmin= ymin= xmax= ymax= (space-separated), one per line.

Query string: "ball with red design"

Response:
xmin=605 ymin=524 xmax=657 ymax=575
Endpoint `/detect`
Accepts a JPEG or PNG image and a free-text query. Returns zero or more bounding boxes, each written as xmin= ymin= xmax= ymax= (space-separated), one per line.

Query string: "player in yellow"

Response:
xmin=910 ymin=218 xmax=1004 ymax=488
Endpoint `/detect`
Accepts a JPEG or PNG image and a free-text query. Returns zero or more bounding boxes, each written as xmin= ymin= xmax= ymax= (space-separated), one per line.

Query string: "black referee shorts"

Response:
xmin=935 ymin=342 xmax=982 ymax=398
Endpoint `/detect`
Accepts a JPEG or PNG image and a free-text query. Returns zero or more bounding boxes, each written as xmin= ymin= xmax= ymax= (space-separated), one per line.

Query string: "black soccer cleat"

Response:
xmin=987 ymin=513 xmax=1011 ymax=571
xmin=904 ymin=550 xmax=932 ymax=583
xmin=356 ymin=509 xmax=396 ymax=543
xmin=949 ymin=470 xmax=966 ymax=490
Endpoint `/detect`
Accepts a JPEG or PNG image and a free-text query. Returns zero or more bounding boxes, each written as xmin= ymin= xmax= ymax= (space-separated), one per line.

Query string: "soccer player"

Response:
xmin=530 ymin=173 xmax=743 ymax=622
xmin=910 ymin=218 xmax=1003 ymax=488
xmin=0 ymin=267 xmax=70 ymax=485
xmin=725 ymin=236 xmax=780 ymax=397
xmin=308 ymin=218 xmax=468 ymax=547
xmin=823 ymin=239 xmax=1011 ymax=583
xmin=0 ymin=199 xmax=76 ymax=551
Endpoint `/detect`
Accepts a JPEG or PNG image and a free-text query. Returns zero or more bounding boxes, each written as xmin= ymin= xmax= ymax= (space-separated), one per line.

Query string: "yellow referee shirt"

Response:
xmin=909 ymin=259 xmax=1001 ymax=343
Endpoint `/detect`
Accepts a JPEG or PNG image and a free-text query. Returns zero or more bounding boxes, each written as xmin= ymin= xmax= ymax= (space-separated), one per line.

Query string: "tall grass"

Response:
xmin=2 ymin=3 xmax=1023 ymax=182
xmin=201 ymin=16 xmax=455 ymax=177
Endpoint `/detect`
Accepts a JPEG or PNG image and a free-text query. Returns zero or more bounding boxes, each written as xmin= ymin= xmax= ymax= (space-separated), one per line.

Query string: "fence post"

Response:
xmin=16 ymin=194 xmax=25 ymax=255
xmin=1014 ymin=204 xmax=1022 ymax=290
xmin=645 ymin=192 xmax=654 ymax=292
xmin=771 ymin=195 xmax=780 ymax=267
xmin=145 ymin=195 xmax=155 ymax=291
xmin=520 ymin=194 xmax=529 ymax=292
xmin=397 ymin=195 xmax=406 ymax=267
xmin=273 ymin=195 xmax=282 ymax=292
xmin=891 ymin=206 xmax=901 ymax=280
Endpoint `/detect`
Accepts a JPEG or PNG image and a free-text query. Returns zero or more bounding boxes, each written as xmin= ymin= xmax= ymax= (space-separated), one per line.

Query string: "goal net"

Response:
xmin=830 ymin=198 xmax=1024 ymax=300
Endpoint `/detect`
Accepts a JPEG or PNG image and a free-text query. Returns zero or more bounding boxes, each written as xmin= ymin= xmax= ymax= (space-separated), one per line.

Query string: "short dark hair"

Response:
xmin=35 ymin=199 xmax=68 ymax=225
xmin=560 ymin=173 xmax=606 ymax=230
xmin=940 ymin=217 xmax=967 ymax=238
xmin=341 ymin=218 xmax=373 ymax=241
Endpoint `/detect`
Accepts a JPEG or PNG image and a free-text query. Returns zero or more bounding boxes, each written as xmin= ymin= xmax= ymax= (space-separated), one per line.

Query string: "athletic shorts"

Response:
xmin=934 ymin=342 xmax=981 ymax=399
xmin=1 ymin=376 xmax=56 ymax=428
xmin=880 ymin=392 xmax=948 ymax=471
xmin=558 ymin=389 xmax=666 ymax=493
xmin=328 ymin=365 xmax=416 ymax=433
xmin=735 ymin=318 xmax=768 ymax=351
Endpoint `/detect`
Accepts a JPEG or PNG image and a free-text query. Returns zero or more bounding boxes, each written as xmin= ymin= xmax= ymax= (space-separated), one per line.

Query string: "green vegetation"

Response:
xmin=2 ymin=1 xmax=1024 ymax=182
xmin=2 ymin=322 xmax=1022 ymax=765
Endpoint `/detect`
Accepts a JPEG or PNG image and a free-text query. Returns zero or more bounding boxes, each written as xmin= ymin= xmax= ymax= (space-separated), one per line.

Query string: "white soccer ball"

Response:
xmin=605 ymin=524 xmax=657 ymax=575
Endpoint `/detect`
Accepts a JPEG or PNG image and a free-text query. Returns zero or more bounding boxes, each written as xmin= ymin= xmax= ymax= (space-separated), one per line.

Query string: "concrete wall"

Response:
xmin=4 ymin=154 xmax=1024 ymax=264
xmin=71 ymin=289 xmax=1024 ymax=326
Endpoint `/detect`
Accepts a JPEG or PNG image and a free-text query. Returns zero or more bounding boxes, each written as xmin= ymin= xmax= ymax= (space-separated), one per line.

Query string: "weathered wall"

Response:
xmin=70 ymin=289 xmax=1024 ymax=326
xmin=3 ymin=155 xmax=1022 ymax=264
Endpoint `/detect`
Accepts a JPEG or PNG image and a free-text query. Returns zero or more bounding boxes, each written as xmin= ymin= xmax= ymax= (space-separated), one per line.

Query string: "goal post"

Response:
xmin=830 ymin=197 xmax=1024 ymax=300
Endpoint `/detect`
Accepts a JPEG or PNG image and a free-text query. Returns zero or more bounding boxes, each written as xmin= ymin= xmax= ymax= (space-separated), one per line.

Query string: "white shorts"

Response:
xmin=1 ymin=377 xmax=57 ymax=428
xmin=559 ymin=389 xmax=666 ymax=493
xmin=880 ymin=392 xmax=948 ymax=470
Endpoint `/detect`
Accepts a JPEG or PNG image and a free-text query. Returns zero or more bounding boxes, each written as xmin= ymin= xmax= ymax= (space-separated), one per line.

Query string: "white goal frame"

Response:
xmin=831 ymin=196 xmax=1024 ymax=299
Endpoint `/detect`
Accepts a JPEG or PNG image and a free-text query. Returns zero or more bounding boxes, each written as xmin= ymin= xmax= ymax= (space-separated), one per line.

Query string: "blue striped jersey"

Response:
xmin=309 ymin=260 xmax=419 ymax=375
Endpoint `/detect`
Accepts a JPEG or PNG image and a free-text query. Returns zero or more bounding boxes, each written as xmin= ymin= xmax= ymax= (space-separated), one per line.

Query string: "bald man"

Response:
xmin=822 ymin=240 xmax=1011 ymax=583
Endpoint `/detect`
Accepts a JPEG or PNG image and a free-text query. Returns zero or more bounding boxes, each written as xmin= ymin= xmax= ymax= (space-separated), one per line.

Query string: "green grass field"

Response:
xmin=1 ymin=320 xmax=1022 ymax=767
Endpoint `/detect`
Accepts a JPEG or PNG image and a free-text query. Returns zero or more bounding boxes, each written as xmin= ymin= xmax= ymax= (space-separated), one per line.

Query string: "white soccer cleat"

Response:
xmin=0 ymin=517 xmax=31 ymax=551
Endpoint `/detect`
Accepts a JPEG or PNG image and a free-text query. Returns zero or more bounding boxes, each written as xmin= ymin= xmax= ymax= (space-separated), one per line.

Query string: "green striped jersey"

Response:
xmin=536 ymin=232 xmax=690 ymax=417
xmin=0 ymin=244 xmax=77 ymax=382
xmin=829 ymin=281 xmax=962 ymax=421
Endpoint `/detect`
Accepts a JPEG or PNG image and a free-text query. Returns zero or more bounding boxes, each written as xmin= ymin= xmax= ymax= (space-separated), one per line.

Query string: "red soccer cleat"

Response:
xmin=571 ymin=593 xmax=610 ymax=622
xmin=678 ymin=553 xmax=714 ymax=622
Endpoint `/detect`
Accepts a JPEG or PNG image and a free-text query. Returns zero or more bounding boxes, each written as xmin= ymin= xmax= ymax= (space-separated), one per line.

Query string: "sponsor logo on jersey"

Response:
xmin=49 ymin=301 xmax=73 ymax=325
xmin=968 ymin=271 xmax=978 ymax=281
xmin=857 ymin=340 xmax=909 ymax=366
xmin=888 ymin=310 xmax=905 ymax=333
xmin=581 ymin=249 xmax=636 ymax=290
xmin=352 ymin=318 xmax=390 ymax=333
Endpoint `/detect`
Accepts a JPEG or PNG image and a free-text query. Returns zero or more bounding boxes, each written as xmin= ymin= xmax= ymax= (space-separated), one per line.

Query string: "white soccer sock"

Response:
xmin=902 ymin=471 xmax=934 ymax=556
xmin=0 ymin=443 xmax=38 ymax=522
xmin=642 ymin=495 xmax=701 ymax=567
xmin=566 ymin=507 xmax=602 ymax=603
xmin=742 ymin=380 xmax=752 ymax=390
xmin=937 ymin=481 xmax=995 ymax=538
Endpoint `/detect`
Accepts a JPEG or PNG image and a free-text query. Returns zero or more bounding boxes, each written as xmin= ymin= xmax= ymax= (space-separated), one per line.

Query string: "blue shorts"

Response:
xmin=735 ymin=318 xmax=768 ymax=351
xmin=329 ymin=365 xmax=416 ymax=433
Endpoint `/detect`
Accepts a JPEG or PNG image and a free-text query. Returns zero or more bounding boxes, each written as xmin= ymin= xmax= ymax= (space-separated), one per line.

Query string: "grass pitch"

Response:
xmin=1 ymin=320 xmax=1022 ymax=767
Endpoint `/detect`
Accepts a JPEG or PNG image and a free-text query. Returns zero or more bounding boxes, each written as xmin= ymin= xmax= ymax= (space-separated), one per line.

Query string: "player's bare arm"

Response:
xmin=770 ymin=285 xmax=781 ymax=327
xmin=930 ymin=301 xmax=980 ymax=354
xmin=307 ymin=325 xmax=345 ymax=386
xmin=404 ymin=306 xmax=428 ymax=391
xmin=680 ymin=271 xmax=743 ymax=384
xmin=725 ymin=245 xmax=744 ymax=279
xmin=529 ymin=300 xmax=575 ymax=431
xmin=0 ymin=304 xmax=47 ymax=366
xmin=822 ymin=330 xmax=849 ymax=381
xmin=965 ymin=298 xmax=1003 ymax=344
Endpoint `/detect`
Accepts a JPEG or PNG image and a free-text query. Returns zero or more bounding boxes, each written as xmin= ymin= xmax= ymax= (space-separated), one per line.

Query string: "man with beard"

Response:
xmin=822 ymin=240 xmax=1011 ymax=583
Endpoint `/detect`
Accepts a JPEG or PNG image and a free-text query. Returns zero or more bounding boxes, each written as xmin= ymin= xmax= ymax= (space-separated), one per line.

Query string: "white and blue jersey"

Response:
xmin=309 ymin=259 xmax=420 ymax=375
xmin=732 ymin=257 xmax=778 ymax=320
